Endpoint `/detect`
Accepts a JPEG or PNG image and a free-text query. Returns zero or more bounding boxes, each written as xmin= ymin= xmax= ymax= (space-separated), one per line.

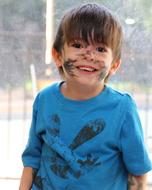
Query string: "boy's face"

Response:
xmin=53 ymin=39 xmax=120 ymax=86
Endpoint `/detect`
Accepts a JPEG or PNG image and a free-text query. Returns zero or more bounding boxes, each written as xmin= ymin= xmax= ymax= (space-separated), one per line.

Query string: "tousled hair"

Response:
xmin=53 ymin=3 xmax=123 ymax=77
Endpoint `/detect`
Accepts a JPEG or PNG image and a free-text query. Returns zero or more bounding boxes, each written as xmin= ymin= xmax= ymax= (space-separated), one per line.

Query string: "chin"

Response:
xmin=76 ymin=78 xmax=99 ymax=87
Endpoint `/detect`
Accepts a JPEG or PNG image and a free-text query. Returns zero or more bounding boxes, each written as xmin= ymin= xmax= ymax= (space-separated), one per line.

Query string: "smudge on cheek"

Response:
xmin=98 ymin=66 xmax=108 ymax=81
xmin=93 ymin=60 xmax=100 ymax=65
xmin=77 ymin=53 xmax=86 ymax=60
xmin=63 ymin=58 xmax=77 ymax=76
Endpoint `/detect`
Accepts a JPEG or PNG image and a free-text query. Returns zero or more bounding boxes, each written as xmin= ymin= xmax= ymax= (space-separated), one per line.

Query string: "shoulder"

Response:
xmin=105 ymin=86 xmax=138 ymax=120
xmin=33 ymin=81 xmax=61 ymax=108
xmin=106 ymin=85 xmax=135 ymax=106
xmin=38 ymin=81 xmax=60 ymax=96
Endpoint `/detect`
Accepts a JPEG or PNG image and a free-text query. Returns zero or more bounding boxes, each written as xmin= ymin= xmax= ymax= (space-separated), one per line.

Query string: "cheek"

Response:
xmin=98 ymin=70 xmax=107 ymax=81
xmin=63 ymin=59 xmax=77 ymax=76
xmin=98 ymin=64 xmax=110 ymax=81
xmin=64 ymin=49 xmax=80 ymax=60
xmin=97 ymin=56 xmax=113 ymax=70
xmin=97 ymin=54 xmax=113 ymax=62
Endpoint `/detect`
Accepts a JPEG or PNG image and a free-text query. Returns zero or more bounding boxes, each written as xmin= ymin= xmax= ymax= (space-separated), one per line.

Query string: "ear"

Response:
xmin=109 ymin=59 xmax=121 ymax=75
xmin=52 ymin=48 xmax=62 ymax=67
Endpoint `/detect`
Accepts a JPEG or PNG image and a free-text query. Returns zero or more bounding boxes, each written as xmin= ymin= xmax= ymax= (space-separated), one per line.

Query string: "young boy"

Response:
xmin=19 ymin=3 xmax=152 ymax=190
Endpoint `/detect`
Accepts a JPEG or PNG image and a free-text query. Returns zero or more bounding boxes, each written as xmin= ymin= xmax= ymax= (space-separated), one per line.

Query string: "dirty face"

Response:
xmin=58 ymin=39 xmax=115 ymax=86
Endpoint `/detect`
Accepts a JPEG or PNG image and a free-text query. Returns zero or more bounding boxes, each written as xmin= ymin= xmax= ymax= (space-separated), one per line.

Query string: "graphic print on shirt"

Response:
xmin=48 ymin=114 xmax=60 ymax=136
xmin=34 ymin=114 xmax=106 ymax=187
xmin=33 ymin=114 xmax=61 ymax=189
xmin=33 ymin=169 xmax=43 ymax=189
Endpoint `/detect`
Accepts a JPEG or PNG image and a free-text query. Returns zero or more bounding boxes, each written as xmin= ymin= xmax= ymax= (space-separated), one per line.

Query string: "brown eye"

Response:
xmin=72 ymin=43 xmax=82 ymax=49
xmin=96 ymin=47 xmax=106 ymax=52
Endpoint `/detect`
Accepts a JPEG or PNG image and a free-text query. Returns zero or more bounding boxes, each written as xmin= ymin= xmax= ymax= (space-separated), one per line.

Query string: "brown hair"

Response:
xmin=53 ymin=3 xmax=123 ymax=77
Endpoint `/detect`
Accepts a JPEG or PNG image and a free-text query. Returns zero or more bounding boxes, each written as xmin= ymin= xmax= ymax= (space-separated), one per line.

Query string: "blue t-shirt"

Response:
xmin=22 ymin=82 xmax=152 ymax=190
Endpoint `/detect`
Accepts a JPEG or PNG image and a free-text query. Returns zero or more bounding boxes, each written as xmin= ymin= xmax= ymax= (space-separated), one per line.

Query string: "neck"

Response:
xmin=61 ymin=81 xmax=105 ymax=100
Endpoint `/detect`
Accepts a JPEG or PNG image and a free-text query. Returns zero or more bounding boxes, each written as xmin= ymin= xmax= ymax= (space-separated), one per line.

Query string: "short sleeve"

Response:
xmin=22 ymin=94 xmax=42 ymax=169
xmin=120 ymin=95 xmax=152 ymax=175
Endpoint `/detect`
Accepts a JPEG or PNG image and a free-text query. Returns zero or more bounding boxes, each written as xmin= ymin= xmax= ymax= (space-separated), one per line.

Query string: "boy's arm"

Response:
xmin=19 ymin=167 xmax=36 ymax=190
xmin=128 ymin=173 xmax=148 ymax=190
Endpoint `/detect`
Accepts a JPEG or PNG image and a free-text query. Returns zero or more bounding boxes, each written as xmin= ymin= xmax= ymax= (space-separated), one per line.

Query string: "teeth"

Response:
xmin=78 ymin=67 xmax=95 ymax=72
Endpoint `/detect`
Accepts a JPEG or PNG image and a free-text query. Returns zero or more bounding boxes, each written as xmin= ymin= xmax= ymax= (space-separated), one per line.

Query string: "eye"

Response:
xmin=96 ymin=47 xmax=107 ymax=53
xmin=71 ymin=42 xmax=82 ymax=49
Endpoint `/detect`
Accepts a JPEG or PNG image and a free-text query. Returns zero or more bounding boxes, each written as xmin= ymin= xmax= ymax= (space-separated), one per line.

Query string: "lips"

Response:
xmin=76 ymin=65 xmax=97 ymax=72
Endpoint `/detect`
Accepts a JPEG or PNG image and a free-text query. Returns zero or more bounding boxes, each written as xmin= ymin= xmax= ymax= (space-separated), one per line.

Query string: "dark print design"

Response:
xmin=51 ymin=161 xmax=70 ymax=179
xmin=33 ymin=168 xmax=46 ymax=189
xmin=45 ymin=115 xmax=105 ymax=180
xmin=69 ymin=119 xmax=105 ymax=150
xmin=48 ymin=114 xmax=60 ymax=137
xmin=33 ymin=175 xmax=43 ymax=189
xmin=51 ymin=114 xmax=60 ymax=125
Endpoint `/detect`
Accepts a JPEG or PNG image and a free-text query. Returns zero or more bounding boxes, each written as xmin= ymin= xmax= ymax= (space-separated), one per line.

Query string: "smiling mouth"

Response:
xmin=76 ymin=66 xmax=97 ymax=72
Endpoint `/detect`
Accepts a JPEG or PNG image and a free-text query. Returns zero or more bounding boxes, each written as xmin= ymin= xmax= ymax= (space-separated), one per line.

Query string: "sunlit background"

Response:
xmin=0 ymin=0 xmax=152 ymax=189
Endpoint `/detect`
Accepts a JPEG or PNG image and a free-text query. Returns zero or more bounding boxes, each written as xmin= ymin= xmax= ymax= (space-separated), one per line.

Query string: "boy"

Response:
xmin=19 ymin=3 xmax=152 ymax=190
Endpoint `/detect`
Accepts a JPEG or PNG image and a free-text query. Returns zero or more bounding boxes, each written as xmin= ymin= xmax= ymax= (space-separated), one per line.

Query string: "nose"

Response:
xmin=86 ymin=45 xmax=94 ymax=52
xmin=85 ymin=46 xmax=95 ymax=60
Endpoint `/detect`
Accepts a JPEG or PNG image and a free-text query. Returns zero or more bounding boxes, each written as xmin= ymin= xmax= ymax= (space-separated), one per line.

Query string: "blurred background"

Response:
xmin=0 ymin=0 xmax=152 ymax=189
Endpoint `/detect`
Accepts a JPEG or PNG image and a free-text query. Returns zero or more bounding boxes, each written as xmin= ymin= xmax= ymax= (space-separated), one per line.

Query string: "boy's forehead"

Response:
xmin=67 ymin=38 xmax=107 ymax=47
xmin=61 ymin=4 xmax=122 ymax=53
xmin=66 ymin=30 xmax=109 ymax=47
